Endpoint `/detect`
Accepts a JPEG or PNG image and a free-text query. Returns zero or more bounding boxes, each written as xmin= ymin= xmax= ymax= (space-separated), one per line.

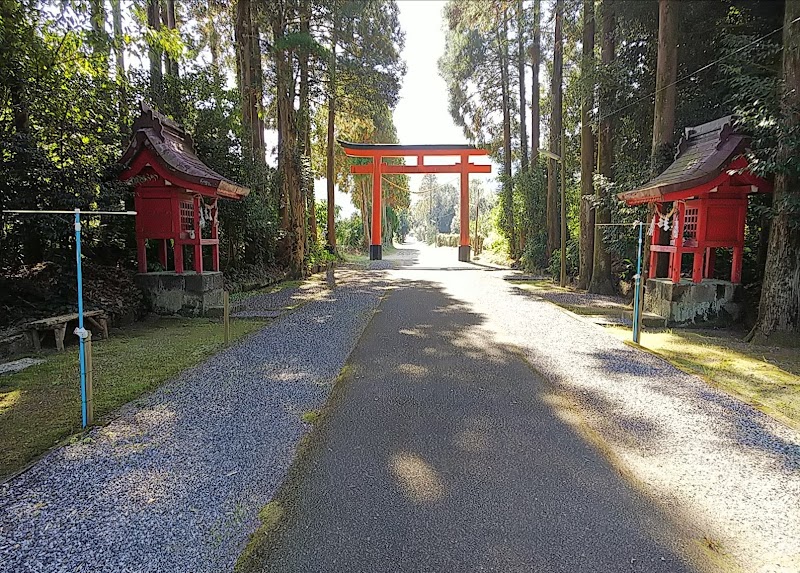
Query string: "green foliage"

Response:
xmin=409 ymin=174 xmax=461 ymax=243
xmin=336 ymin=212 xmax=365 ymax=250
xmin=548 ymin=241 xmax=579 ymax=283
xmin=0 ymin=2 xmax=131 ymax=269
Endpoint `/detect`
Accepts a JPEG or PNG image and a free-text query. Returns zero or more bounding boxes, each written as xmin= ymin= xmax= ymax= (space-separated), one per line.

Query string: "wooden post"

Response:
xmin=85 ymin=332 xmax=94 ymax=426
xmin=223 ymin=291 xmax=231 ymax=345
xmin=326 ymin=261 xmax=335 ymax=289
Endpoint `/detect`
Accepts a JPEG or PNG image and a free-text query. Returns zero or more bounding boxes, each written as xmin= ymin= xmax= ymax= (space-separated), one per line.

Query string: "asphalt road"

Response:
xmin=253 ymin=278 xmax=699 ymax=573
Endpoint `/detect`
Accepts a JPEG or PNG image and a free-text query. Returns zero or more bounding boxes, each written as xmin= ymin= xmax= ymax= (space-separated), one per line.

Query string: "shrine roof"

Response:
xmin=120 ymin=104 xmax=250 ymax=199
xmin=618 ymin=116 xmax=757 ymax=205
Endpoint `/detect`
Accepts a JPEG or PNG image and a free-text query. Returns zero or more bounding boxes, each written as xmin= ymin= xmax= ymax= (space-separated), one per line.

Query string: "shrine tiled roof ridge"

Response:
xmin=121 ymin=103 xmax=250 ymax=199
xmin=618 ymin=115 xmax=751 ymax=204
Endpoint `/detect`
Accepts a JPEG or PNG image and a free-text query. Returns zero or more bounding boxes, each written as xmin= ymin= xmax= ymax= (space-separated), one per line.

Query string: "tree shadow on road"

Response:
xmin=240 ymin=279 xmax=706 ymax=573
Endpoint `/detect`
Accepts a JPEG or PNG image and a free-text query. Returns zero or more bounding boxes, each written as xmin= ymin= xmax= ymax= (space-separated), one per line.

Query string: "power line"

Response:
xmin=598 ymin=15 xmax=800 ymax=123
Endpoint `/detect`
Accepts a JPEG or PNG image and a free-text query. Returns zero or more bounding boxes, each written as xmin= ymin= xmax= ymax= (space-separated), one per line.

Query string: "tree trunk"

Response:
xmin=530 ymin=0 xmax=540 ymax=164
xmin=89 ymin=0 xmax=109 ymax=71
xmin=547 ymin=0 xmax=564 ymax=260
xmin=251 ymin=18 xmax=265 ymax=154
xmin=499 ymin=14 xmax=516 ymax=258
xmin=517 ymin=0 xmax=528 ymax=172
xmin=751 ymin=1 xmax=800 ymax=344
xmin=299 ymin=0 xmax=317 ymax=247
xmin=578 ymin=0 xmax=595 ymax=290
xmin=651 ymin=0 xmax=679 ymax=173
xmin=164 ymin=0 xmax=178 ymax=78
xmin=208 ymin=20 xmax=220 ymax=72
xmin=589 ymin=0 xmax=615 ymax=295
xmin=111 ymin=0 xmax=128 ymax=147
xmin=235 ymin=0 xmax=265 ymax=167
xmin=326 ymin=23 xmax=337 ymax=252
xmin=647 ymin=0 xmax=679 ymax=279
xmin=272 ymin=0 xmax=306 ymax=277
xmin=147 ymin=0 xmax=163 ymax=108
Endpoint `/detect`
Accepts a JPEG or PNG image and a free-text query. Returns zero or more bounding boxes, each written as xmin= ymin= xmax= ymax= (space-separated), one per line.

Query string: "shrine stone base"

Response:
xmin=645 ymin=278 xmax=743 ymax=327
xmin=136 ymin=271 xmax=224 ymax=317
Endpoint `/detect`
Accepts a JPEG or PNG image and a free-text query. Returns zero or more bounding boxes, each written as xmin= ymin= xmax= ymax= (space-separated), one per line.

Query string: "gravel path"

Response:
xmin=0 ymin=271 xmax=385 ymax=573
xmin=394 ymin=244 xmax=800 ymax=573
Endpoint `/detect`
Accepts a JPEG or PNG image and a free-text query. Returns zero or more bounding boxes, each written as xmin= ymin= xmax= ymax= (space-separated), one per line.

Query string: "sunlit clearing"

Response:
xmin=0 ymin=390 xmax=22 ymax=415
xmin=390 ymin=451 xmax=445 ymax=502
xmin=396 ymin=363 xmax=429 ymax=377
xmin=398 ymin=328 xmax=429 ymax=338
xmin=454 ymin=428 xmax=489 ymax=453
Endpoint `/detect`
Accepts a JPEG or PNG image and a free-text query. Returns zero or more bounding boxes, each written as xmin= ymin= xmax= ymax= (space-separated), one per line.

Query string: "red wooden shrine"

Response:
xmin=339 ymin=141 xmax=491 ymax=261
xmin=120 ymin=104 xmax=249 ymax=274
xmin=619 ymin=117 xmax=772 ymax=284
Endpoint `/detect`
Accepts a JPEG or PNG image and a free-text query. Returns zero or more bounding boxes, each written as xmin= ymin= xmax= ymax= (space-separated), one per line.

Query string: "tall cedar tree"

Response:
xmin=271 ymin=0 xmax=307 ymax=276
xmin=588 ymin=0 xmax=615 ymax=295
xmin=646 ymin=0 xmax=678 ymax=279
xmin=517 ymin=0 xmax=528 ymax=171
xmin=578 ymin=0 xmax=595 ymax=289
xmin=235 ymin=0 xmax=265 ymax=166
xmin=751 ymin=3 xmax=800 ymax=343
xmin=499 ymin=9 xmax=516 ymax=257
xmin=547 ymin=0 xmax=564 ymax=259
xmin=147 ymin=0 xmax=162 ymax=107
xmin=530 ymin=0 xmax=540 ymax=163
xmin=326 ymin=17 xmax=337 ymax=251
xmin=299 ymin=0 xmax=317 ymax=246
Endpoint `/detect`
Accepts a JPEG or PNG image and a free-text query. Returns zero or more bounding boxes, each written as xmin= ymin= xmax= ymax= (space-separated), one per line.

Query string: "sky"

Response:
xmin=325 ymin=0 xmax=496 ymax=216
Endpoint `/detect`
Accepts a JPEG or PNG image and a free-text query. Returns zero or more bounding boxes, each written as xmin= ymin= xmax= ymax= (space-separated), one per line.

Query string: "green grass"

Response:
xmin=0 ymin=316 xmax=267 ymax=480
xmin=299 ymin=409 xmax=321 ymax=425
xmin=473 ymin=248 xmax=513 ymax=267
xmin=607 ymin=327 xmax=800 ymax=430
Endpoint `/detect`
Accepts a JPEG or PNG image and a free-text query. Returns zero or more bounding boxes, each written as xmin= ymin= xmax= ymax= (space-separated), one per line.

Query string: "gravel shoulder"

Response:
xmin=404 ymin=247 xmax=800 ymax=573
xmin=0 ymin=270 xmax=386 ymax=573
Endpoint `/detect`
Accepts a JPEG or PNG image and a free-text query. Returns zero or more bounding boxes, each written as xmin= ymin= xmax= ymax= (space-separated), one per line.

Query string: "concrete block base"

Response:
xmin=645 ymin=278 xmax=743 ymax=327
xmin=136 ymin=271 xmax=224 ymax=317
xmin=458 ymin=245 xmax=471 ymax=262
xmin=370 ymin=245 xmax=382 ymax=260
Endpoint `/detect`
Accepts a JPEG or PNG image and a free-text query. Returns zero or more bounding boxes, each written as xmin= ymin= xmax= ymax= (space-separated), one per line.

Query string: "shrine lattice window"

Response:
xmin=684 ymin=207 xmax=698 ymax=241
xmin=180 ymin=200 xmax=194 ymax=232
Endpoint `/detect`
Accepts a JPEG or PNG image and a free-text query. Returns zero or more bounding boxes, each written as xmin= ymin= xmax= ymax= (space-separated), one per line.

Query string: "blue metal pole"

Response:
xmin=74 ymin=209 xmax=88 ymax=428
xmin=632 ymin=221 xmax=644 ymax=344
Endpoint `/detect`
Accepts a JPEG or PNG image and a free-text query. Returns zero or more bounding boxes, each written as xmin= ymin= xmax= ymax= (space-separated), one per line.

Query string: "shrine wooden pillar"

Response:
xmin=158 ymin=240 xmax=168 ymax=269
xmin=649 ymin=217 xmax=661 ymax=278
xmin=670 ymin=202 xmax=685 ymax=283
xmin=692 ymin=202 xmax=707 ymax=283
xmin=193 ymin=195 xmax=203 ymax=273
xmin=370 ymin=156 xmax=382 ymax=260
xmin=137 ymin=238 xmax=147 ymax=273
xmin=211 ymin=198 xmax=220 ymax=272
xmin=172 ymin=196 xmax=184 ymax=273
xmin=458 ymin=154 xmax=470 ymax=262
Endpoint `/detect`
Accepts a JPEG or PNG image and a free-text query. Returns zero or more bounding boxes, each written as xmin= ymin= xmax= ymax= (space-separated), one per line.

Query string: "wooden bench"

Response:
xmin=26 ymin=311 xmax=109 ymax=352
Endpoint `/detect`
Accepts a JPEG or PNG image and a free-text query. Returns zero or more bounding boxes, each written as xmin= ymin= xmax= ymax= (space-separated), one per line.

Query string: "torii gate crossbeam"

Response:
xmin=339 ymin=141 xmax=491 ymax=261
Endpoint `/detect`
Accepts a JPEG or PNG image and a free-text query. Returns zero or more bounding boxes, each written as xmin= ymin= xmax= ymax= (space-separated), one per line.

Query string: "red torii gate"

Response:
xmin=339 ymin=141 xmax=491 ymax=261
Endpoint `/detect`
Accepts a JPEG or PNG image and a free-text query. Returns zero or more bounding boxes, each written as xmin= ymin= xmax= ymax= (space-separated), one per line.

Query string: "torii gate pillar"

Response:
xmin=339 ymin=142 xmax=491 ymax=262
xmin=458 ymin=159 xmax=471 ymax=262
xmin=370 ymin=160 xmax=382 ymax=260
